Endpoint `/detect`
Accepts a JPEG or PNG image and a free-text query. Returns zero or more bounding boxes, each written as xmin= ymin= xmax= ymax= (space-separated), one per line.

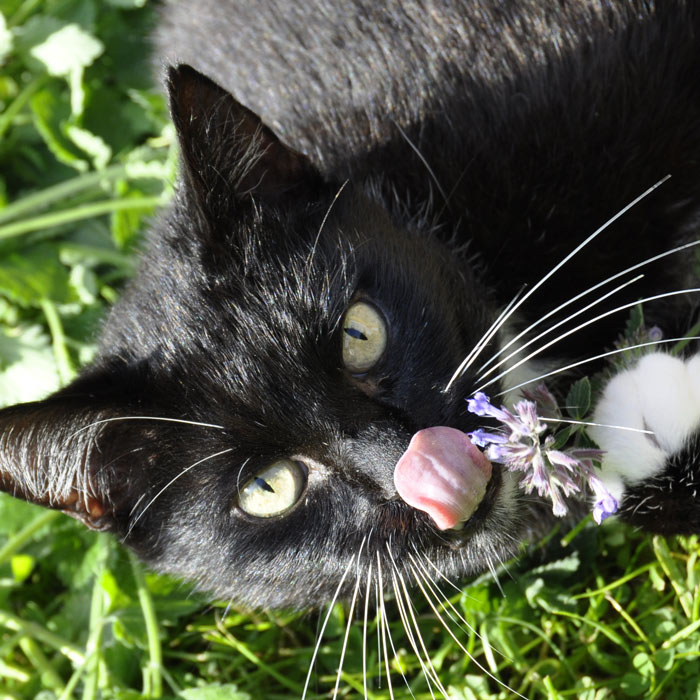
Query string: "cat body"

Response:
xmin=1 ymin=0 xmax=700 ymax=612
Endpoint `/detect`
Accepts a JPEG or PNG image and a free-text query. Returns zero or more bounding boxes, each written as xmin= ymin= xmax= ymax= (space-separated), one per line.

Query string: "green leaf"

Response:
xmin=30 ymin=24 xmax=103 ymax=116
xmin=0 ymin=11 xmax=12 ymax=64
xmin=620 ymin=672 xmax=650 ymax=697
xmin=0 ymin=325 xmax=60 ymax=405
xmin=0 ymin=243 xmax=76 ymax=307
xmin=624 ymin=304 xmax=645 ymax=339
xmin=566 ymin=376 xmax=591 ymax=420
xmin=632 ymin=652 xmax=654 ymax=678
xmin=105 ymin=0 xmax=148 ymax=8
xmin=111 ymin=186 xmax=152 ymax=249
xmin=653 ymin=647 xmax=675 ymax=671
xmin=10 ymin=553 xmax=34 ymax=582
xmin=66 ymin=124 xmax=112 ymax=169
xmin=180 ymin=685 xmax=251 ymax=700
xmin=30 ymin=82 xmax=89 ymax=171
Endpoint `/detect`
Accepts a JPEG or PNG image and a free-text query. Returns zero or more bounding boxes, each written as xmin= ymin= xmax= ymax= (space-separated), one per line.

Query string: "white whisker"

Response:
xmin=362 ymin=561 xmax=373 ymax=700
xmin=389 ymin=562 xmax=447 ymax=699
xmin=496 ymin=336 xmax=700 ymax=398
xmin=540 ymin=417 xmax=654 ymax=434
xmin=474 ymin=287 xmax=700 ymax=394
xmin=393 ymin=120 xmax=449 ymax=207
xmin=126 ymin=447 xmax=233 ymax=537
xmin=477 ymin=238 xmax=700 ymax=375
xmin=410 ymin=543 xmax=475 ymax=597
xmin=444 ymin=285 xmax=528 ymax=392
xmin=69 ymin=415 xmax=225 ymax=439
xmin=301 ymin=552 xmax=358 ymax=700
xmin=485 ymin=557 xmax=505 ymax=597
xmin=410 ymin=564 xmax=529 ymax=699
xmin=376 ymin=553 xmax=396 ymax=700
xmin=445 ymin=174 xmax=671 ymax=392
xmin=476 ymin=274 xmax=645 ymax=383
xmin=332 ymin=536 xmax=367 ymax=700
xmin=384 ymin=573 xmax=418 ymax=699
xmin=305 ymin=179 xmax=349 ymax=280
xmin=409 ymin=553 xmax=507 ymax=662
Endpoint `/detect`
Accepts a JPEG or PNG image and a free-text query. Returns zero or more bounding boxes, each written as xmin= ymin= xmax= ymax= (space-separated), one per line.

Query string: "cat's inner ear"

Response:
xmin=167 ymin=64 xmax=319 ymax=203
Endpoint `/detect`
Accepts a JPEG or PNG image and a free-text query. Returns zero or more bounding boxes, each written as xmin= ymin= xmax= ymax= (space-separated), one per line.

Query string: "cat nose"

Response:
xmin=394 ymin=426 xmax=492 ymax=529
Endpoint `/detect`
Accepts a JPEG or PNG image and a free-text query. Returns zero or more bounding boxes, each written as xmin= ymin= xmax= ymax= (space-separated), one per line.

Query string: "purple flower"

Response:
xmin=592 ymin=494 xmax=619 ymax=524
xmin=648 ymin=326 xmax=663 ymax=342
xmin=466 ymin=392 xmax=512 ymax=424
xmin=466 ymin=390 xmax=617 ymax=523
xmin=468 ymin=428 xmax=508 ymax=448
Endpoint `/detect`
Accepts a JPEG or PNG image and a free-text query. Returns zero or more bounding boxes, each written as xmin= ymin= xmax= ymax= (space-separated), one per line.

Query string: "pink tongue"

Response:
xmin=394 ymin=426 xmax=492 ymax=530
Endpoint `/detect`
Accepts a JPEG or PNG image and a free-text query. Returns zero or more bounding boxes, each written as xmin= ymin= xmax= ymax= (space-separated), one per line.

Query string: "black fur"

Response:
xmin=1 ymin=0 xmax=699 ymax=609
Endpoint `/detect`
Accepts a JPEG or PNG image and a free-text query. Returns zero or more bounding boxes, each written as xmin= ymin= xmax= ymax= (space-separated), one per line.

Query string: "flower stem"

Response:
xmin=128 ymin=551 xmax=163 ymax=698
xmin=81 ymin=536 xmax=110 ymax=700
xmin=0 ymin=197 xmax=163 ymax=240
xmin=0 ymin=610 xmax=85 ymax=665
xmin=19 ymin=636 xmax=67 ymax=694
xmin=0 ymin=76 xmax=46 ymax=141
xmin=40 ymin=298 xmax=75 ymax=385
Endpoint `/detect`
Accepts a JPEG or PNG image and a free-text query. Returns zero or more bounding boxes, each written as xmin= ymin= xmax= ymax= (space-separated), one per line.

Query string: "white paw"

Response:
xmin=588 ymin=353 xmax=700 ymax=502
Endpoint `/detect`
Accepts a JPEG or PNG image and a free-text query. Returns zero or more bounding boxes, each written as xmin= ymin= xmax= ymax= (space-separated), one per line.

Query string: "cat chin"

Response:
xmin=589 ymin=352 xmax=700 ymax=501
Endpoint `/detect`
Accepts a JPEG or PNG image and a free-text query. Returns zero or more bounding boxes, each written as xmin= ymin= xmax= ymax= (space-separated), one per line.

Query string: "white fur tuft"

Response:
xmin=589 ymin=352 xmax=700 ymax=499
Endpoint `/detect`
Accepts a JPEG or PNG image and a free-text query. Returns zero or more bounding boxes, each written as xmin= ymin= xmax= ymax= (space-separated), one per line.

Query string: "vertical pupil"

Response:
xmin=344 ymin=327 xmax=368 ymax=341
xmin=255 ymin=477 xmax=275 ymax=493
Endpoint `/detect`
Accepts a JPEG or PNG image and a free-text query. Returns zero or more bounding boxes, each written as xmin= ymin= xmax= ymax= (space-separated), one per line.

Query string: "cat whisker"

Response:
xmin=485 ymin=557 xmax=506 ymax=597
xmin=126 ymin=447 xmax=234 ymax=538
xmin=444 ymin=284 xmax=528 ymax=393
xmin=375 ymin=553 xmax=397 ymax=700
xmin=389 ymin=571 xmax=440 ymax=699
xmin=436 ymin=158 xmax=475 ymax=221
xmin=301 ymin=549 xmax=359 ymax=700
xmin=393 ymin=120 xmax=449 ymax=209
xmin=445 ymin=174 xmax=671 ymax=392
xmin=331 ymin=539 xmax=365 ymax=700
xmin=304 ymin=179 xmax=349 ymax=284
xmin=540 ymin=417 xmax=654 ymax=434
xmin=477 ymin=238 xmax=700 ymax=376
xmin=68 ymin=415 xmax=225 ymax=439
xmin=388 ymin=558 xmax=448 ymax=698
xmin=234 ymin=457 xmax=252 ymax=498
xmin=495 ymin=335 xmax=700 ymax=398
xmin=221 ymin=598 xmax=235 ymax=625
xmin=410 ymin=543 xmax=470 ymax=595
xmin=474 ymin=287 xmax=700 ymax=394
xmin=383 ymin=580 xmax=418 ymax=698
xmin=409 ymin=552 xmax=507 ymax=662
xmin=410 ymin=562 xmax=529 ymax=700
xmin=475 ymin=273 xmax=645 ymax=384
xmin=362 ymin=561 xmax=373 ymax=700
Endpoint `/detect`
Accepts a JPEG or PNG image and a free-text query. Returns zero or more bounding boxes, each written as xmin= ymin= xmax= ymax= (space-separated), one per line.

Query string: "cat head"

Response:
xmin=0 ymin=66 xmax=537 ymax=609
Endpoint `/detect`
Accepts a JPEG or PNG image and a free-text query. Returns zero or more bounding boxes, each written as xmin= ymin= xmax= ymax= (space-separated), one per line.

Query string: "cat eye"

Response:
xmin=238 ymin=459 xmax=307 ymax=518
xmin=341 ymin=301 xmax=387 ymax=373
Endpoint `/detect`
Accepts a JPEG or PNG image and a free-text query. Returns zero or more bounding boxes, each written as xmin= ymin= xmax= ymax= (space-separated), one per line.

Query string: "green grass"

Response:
xmin=1 ymin=1 xmax=699 ymax=699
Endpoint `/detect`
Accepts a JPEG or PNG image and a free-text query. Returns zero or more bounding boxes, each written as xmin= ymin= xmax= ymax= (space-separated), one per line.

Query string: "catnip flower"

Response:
xmin=467 ymin=391 xmax=617 ymax=523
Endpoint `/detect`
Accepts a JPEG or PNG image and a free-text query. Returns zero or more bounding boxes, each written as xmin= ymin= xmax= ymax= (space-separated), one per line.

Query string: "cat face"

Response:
xmin=0 ymin=66 xmax=543 ymax=608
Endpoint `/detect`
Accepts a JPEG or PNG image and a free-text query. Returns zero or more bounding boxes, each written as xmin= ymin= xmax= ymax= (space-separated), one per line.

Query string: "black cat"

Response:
xmin=1 ymin=0 xmax=699 ymax=614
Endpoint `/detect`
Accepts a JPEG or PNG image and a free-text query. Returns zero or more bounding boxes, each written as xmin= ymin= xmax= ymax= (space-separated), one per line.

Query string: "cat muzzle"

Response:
xmin=393 ymin=426 xmax=492 ymax=530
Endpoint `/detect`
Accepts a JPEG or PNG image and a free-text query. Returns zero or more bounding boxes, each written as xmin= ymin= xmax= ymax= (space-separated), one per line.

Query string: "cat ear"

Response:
xmin=0 ymin=396 xmax=131 ymax=532
xmin=167 ymin=64 xmax=320 ymax=204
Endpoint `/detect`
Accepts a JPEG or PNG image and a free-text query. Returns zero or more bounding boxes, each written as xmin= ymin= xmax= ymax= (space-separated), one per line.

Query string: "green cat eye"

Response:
xmin=342 ymin=301 xmax=387 ymax=373
xmin=238 ymin=460 xmax=306 ymax=518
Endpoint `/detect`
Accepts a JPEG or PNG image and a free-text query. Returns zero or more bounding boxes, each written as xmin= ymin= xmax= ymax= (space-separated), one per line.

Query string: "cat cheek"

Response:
xmin=393 ymin=426 xmax=492 ymax=530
